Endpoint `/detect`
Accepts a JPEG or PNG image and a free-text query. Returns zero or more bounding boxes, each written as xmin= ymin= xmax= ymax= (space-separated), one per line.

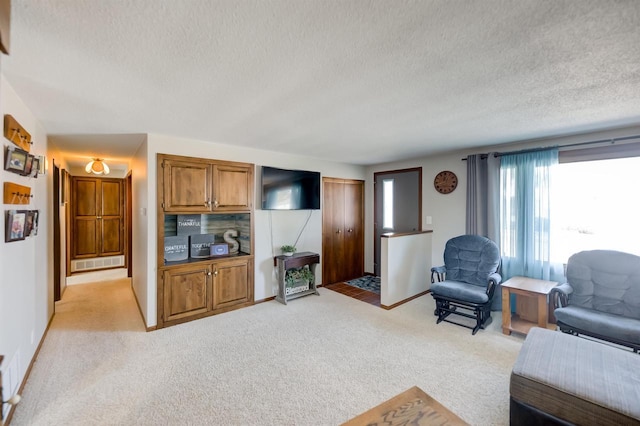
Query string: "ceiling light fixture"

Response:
xmin=85 ymin=158 xmax=110 ymax=175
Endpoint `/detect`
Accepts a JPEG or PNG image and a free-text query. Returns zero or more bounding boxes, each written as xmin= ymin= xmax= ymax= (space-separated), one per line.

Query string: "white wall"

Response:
xmin=380 ymin=232 xmax=432 ymax=307
xmin=131 ymin=138 xmax=149 ymax=325
xmin=139 ymin=133 xmax=366 ymax=327
xmin=366 ymin=124 xmax=640 ymax=270
xmin=0 ymin=74 xmax=52 ymax=412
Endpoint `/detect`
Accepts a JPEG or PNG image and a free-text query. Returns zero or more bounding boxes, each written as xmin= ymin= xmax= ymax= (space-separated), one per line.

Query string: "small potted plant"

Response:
xmin=281 ymin=245 xmax=296 ymax=256
xmin=285 ymin=266 xmax=315 ymax=288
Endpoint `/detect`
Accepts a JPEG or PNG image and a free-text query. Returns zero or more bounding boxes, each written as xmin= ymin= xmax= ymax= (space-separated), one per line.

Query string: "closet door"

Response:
xmin=343 ymin=180 xmax=364 ymax=280
xmin=322 ymin=178 xmax=364 ymax=285
xmin=322 ymin=178 xmax=345 ymax=285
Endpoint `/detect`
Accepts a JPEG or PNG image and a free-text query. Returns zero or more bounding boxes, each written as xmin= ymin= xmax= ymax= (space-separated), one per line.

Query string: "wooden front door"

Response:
xmin=71 ymin=177 xmax=124 ymax=260
xmin=322 ymin=177 xmax=364 ymax=285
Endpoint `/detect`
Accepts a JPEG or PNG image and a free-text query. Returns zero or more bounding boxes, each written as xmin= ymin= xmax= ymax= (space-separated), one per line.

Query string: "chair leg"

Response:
xmin=434 ymin=299 xmax=452 ymax=324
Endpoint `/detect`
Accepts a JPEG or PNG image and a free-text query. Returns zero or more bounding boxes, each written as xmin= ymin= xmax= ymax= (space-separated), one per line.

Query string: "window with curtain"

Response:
xmin=499 ymin=148 xmax=564 ymax=282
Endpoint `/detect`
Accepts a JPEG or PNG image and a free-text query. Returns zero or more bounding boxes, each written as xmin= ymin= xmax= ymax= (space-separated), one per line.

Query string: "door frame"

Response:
xmin=126 ymin=171 xmax=133 ymax=278
xmin=53 ymin=161 xmax=61 ymax=301
xmin=373 ymin=167 xmax=422 ymax=276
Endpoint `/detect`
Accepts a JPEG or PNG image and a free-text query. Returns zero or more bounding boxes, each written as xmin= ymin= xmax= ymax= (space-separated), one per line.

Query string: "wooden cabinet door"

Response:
xmin=212 ymin=257 xmax=253 ymax=310
xmin=72 ymin=177 xmax=124 ymax=259
xmin=162 ymin=264 xmax=212 ymax=323
xmin=212 ymin=164 xmax=253 ymax=211
xmin=322 ymin=178 xmax=364 ymax=285
xmin=163 ymin=159 xmax=213 ymax=212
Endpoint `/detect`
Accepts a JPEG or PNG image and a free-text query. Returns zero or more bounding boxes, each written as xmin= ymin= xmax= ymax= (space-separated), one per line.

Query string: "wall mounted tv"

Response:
xmin=261 ymin=166 xmax=321 ymax=210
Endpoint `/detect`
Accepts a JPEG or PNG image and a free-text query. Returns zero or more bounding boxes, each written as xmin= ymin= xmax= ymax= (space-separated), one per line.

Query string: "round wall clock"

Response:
xmin=434 ymin=171 xmax=458 ymax=194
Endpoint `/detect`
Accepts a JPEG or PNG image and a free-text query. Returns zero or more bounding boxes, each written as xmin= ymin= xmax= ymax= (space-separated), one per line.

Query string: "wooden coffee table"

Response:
xmin=502 ymin=276 xmax=558 ymax=336
xmin=342 ymin=386 xmax=468 ymax=426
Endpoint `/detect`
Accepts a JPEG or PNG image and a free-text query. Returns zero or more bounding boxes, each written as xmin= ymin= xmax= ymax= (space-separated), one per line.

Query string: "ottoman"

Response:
xmin=510 ymin=327 xmax=640 ymax=425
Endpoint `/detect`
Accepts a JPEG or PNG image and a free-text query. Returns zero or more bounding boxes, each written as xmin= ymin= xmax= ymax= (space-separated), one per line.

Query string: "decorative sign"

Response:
xmin=177 ymin=214 xmax=201 ymax=235
xmin=223 ymin=229 xmax=240 ymax=253
xmin=164 ymin=236 xmax=189 ymax=262
xmin=285 ymin=281 xmax=310 ymax=296
xmin=190 ymin=234 xmax=215 ymax=258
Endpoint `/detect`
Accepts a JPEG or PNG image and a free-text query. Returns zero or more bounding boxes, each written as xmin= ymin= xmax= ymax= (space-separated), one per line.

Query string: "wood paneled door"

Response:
xmin=322 ymin=177 xmax=364 ymax=285
xmin=71 ymin=177 xmax=124 ymax=260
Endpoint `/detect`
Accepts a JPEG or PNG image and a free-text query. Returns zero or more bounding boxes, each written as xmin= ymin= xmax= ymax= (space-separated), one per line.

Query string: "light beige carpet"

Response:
xmin=11 ymin=279 xmax=524 ymax=425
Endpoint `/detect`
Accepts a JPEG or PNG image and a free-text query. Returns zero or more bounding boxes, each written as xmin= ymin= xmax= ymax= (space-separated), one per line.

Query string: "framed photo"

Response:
xmin=30 ymin=210 xmax=39 ymax=236
xmin=4 ymin=146 xmax=28 ymax=174
xmin=5 ymin=210 xmax=27 ymax=242
xmin=31 ymin=157 xmax=40 ymax=178
xmin=38 ymin=155 xmax=46 ymax=174
xmin=22 ymin=154 xmax=34 ymax=176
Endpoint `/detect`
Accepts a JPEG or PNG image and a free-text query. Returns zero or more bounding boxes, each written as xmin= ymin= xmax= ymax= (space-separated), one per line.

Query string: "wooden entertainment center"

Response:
xmin=156 ymin=153 xmax=255 ymax=328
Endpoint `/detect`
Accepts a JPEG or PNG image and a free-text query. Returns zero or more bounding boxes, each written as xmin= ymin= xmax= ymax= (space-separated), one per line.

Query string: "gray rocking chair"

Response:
xmin=430 ymin=235 xmax=501 ymax=334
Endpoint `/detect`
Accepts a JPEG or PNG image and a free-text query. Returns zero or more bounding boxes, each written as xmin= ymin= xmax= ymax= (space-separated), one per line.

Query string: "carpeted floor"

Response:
xmin=11 ymin=278 xmax=525 ymax=425
xmin=346 ymin=275 xmax=381 ymax=294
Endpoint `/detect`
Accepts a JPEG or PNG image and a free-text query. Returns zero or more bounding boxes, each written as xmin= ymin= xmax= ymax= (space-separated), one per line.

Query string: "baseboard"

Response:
xmin=381 ymin=290 xmax=430 ymax=310
xmin=4 ymin=313 xmax=55 ymax=425
xmin=254 ymin=295 xmax=276 ymax=304
xmin=130 ymin=282 xmax=154 ymax=332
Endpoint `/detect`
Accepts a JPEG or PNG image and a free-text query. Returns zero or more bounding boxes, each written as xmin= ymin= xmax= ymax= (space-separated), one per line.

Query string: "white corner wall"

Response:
xmin=380 ymin=232 xmax=432 ymax=307
xmin=0 ymin=74 xmax=53 ymax=410
xmin=142 ymin=133 xmax=366 ymax=327
xmin=131 ymin=138 xmax=149 ymax=325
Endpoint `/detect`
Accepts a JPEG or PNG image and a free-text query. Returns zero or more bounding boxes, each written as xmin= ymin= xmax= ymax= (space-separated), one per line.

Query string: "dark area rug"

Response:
xmin=345 ymin=275 xmax=381 ymax=294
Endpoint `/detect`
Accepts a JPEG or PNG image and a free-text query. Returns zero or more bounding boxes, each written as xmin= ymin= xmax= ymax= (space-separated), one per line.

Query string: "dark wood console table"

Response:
xmin=275 ymin=251 xmax=320 ymax=305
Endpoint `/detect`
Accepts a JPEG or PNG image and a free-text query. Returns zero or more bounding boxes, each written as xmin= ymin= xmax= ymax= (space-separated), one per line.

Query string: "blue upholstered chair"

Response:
xmin=552 ymin=250 xmax=640 ymax=352
xmin=430 ymin=235 xmax=502 ymax=334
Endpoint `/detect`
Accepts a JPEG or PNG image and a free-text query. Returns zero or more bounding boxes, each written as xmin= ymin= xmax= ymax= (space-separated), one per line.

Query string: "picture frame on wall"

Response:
xmin=4 ymin=146 xmax=28 ymax=174
xmin=5 ymin=210 xmax=27 ymax=242
xmin=31 ymin=157 xmax=40 ymax=178
xmin=22 ymin=154 xmax=34 ymax=176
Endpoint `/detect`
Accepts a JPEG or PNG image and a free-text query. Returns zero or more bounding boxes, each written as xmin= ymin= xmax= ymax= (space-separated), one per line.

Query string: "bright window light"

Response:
xmin=551 ymin=156 xmax=640 ymax=262
xmin=383 ymin=179 xmax=394 ymax=229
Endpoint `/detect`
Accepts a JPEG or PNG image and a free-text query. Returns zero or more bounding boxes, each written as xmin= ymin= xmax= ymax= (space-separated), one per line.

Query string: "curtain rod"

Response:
xmin=461 ymin=134 xmax=640 ymax=161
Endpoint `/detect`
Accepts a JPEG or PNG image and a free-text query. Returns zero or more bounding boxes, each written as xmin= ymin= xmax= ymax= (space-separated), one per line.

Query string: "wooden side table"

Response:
xmin=274 ymin=252 xmax=320 ymax=305
xmin=502 ymin=276 xmax=558 ymax=336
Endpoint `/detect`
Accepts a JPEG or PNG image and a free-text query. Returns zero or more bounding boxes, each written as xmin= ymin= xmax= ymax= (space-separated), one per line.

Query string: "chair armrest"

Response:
xmin=550 ymin=283 xmax=573 ymax=308
xmin=486 ymin=273 xmax=502 ymax=298
xmin=431 ymin=266 xmax=446 ymax=283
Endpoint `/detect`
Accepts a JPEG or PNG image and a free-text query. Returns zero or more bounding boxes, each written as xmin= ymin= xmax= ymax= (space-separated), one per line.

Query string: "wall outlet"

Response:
xmin=426 ymin=216 xmax=432 ymax=225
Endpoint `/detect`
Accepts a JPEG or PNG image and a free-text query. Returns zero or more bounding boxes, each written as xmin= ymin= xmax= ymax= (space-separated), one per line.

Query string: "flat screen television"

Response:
xmin=261 ymin=166 xmax=321 ymax=210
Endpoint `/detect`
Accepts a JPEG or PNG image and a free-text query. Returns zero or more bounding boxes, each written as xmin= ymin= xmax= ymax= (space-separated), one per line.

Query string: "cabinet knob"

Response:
xmin=336 ymin=229 xmax=341 ymax=234
xmin=348 ymin=228 xmax=353 ymax=233
xmin=213 ymin=199 xmax=219 ymax=208
xmin=214 ymin=270 xmax=218 ymax=276
xmin=206 ymin=271 xmax=212 ymax=276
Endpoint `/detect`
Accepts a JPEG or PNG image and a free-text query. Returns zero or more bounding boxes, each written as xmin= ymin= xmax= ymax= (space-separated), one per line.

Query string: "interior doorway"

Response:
xmin=373 ymin=168 xmax=422 ymax=276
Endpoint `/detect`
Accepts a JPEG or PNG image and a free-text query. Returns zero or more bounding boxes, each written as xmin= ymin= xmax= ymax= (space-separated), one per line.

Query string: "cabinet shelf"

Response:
xmin=163 ymin=251 xmax=251 ymax=267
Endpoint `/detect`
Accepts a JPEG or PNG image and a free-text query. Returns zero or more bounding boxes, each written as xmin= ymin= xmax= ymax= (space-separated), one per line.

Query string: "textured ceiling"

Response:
xmin=3 ymin=0 xmax=640 ymax=165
